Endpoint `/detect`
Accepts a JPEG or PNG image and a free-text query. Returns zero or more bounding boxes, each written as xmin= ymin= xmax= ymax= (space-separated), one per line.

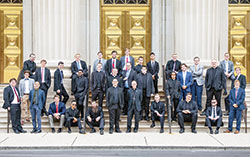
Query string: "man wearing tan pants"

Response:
xmin=19 ymin=70 xmax=35 ymax=125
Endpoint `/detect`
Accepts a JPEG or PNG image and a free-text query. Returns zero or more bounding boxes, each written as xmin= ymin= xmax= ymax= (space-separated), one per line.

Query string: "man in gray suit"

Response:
xmin=93 ymin=51 xmax=106 ymax=72
xmin=19 ymin=70 xmax=35 ymax=124
xmin=190 ymin=56 xmax=204 ymax=111
xmin=120 ymin=48 xmax=135 ymax=70
xmin=219 ymin=52 xmax=235 ymax=95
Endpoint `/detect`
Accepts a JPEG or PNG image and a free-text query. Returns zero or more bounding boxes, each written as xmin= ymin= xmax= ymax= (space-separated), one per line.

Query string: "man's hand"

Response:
xmin=87 ymin=116 xmax=92 ymax=122
xmin=167 ymin=96 xmax=170 ymax=99
xmin=152 ymin=75 xmax=155 ymax=80
xmin=96 ymin=116 xmax=101 ymax=122
xmin=123 ymin=77 xmax=127 ymax=81
xmin=182 ymin=110 xmax=187 ymax=114
xmin=73 ymin=117 xmax=77 ymax=123
xmin=8 ymin=107 xmax=10 ymax=111
xmin=182 ymin=86 xmax=187 ymax=89
xmin=186 ymin=110 xmax=191 ymax=114
xmin=233 ymin=104 xmax=238 ymax=108
xmin=57 ymin=90 xmax=60 ymax=93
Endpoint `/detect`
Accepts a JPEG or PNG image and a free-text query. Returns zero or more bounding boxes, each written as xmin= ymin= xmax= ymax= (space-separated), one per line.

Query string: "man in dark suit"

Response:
xmin=105 ymin=50 xmax=122 ymax=76
xmin=126 ymin=81 xmax=142 ymax=133
xmin=54 ymin=61 xmax=69 ymax=105
xmin=122 ymin=62 xmax=137 ymax=115
xmin=150 ymin=94 xmax=165 ymax=133
xmin=147 ymin=52 xmax=159 ymax=93
xmin=166 ymin=72 xmax=181 ymax=121
xmin=106 ymin=79 xmax=124 ymax=134
xmin=93 ymin=51 xmax=106 ymax=72
xmin=106 ymin=68 xmax=123 ymax=89
xmin=29 ymin=82 xmax=45 ymax=133
xmin=71 ymin=53 xmax=88 ymax=94
xmin=177 ymin=93 xmax=198 ymax=134
xmin=86 ymin=101 xmax=105 ymax=135
xmin=3 ymin=78 xmax=27 ymax=134
xmin=48 ymin=95 xmax=66 ymax=133
xmin=91 ymin=63 xmax=106 ymax=108
xmin=205 ymin=99 xmax=222 ymax=134
xmin=134 ymin=56 xmax=144 ymax=74
xmin=35 ymin=59 xmax=51 ymax=116
xmin=165 ymin=53 xmax=182 ymax=80
xmin=65 ymin=100 xmax=84 ymax=134
xmin=21 ymin=53 xmax=36 ymax=79
xmin=73 ymin=69 xmax=88 ymax=120
xmin=136 ymin=66 xmax=155 ymax=121
xmin=224 ymin=67 xmax=246 ymax=115
xmin=177 ymin=63 xmax=193 ymax=101
xmin=120 ymin=48 xmax=135 ymax=70
xmin=202 ymin=59 xmax=225 ymax=115
xmin=224 ymin=80 xmax=245 ymax=134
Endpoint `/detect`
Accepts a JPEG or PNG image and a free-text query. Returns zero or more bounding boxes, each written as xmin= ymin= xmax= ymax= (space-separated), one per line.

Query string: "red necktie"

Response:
xmin=41 ymin=68 xmax=44 ymax=82
xmin=56 ymin=104 xmax=59 ymax=113
xmin=126 ymin=57 xmax=129 ymax=70
xmin=13 ymin=87 xmax=20 ymax=102
xmin=112 ymin=59 xmax=115 ymax=68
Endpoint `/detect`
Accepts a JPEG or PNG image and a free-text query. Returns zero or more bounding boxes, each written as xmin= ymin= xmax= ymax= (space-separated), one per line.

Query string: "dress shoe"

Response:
xmin=19 ymin=130 xmax=27 ymax=133
xmin=160 ymin=128 xmax=164 ymax=133
xmin=31 ymin=129 xmax=37 ymax=133
xmin=57 ymin=128 xmax=62 ymax=133
xmin=224 ymin=112 xmax=229 ymax=116
xmin=37 ymin=130 xmax=42 ymax=133
xmin=223 ymin=91 xmax=227 ymax=95
xmin=109 ymin=128 xmax=113 ymax=134
xmin=198 ymin=108 xmax=202 ymax=112
xmin=81 ymin=118 xmax=85 ymax=121
xmin=115 ymin=129 xmax=122 ymax=133
xmin=14 ymin=130 xmax=20 ymax=134
xmin=223 ymin=130 xmax=232 ymax=133
xmin=79 ymin=129 xmax=84 ymax=134
xmin=100 ymin=129 xmax=104 ymax=135
xmin=209 ymin=129 xmax=213 ymax=134
xmin=68 ymin=128 xmax=72 ymax=134
xmin=126 ymin=129 xmax=131 ymax=133
xmin=51 ymin=128 xmax=55 ymax=133
xmin=44 ymin=111 xmax=49 ymax=116
xmin=26 ymin=119 xmax=31 ymax=122
xmin=145 ymin=117 xmax=149 ymax=121
xmin=133 ymin=128 xmax=138 ymax=133
xmin=215 ymin=129 xmax=219 ymax=134
xmin=179 ymin=128 xmax=185 ymax=134
xmin=191 ymin=129 xmax=197 ymax=134
xmin=150 ymin=123 xmax=155 ymax=128
xmin=234 ymin=130 xmax=240 ymax=134
xmin=200 ymin=111 xmax=206 ymax=116
xmin=90 ymin=128 xmax=96 ymax=133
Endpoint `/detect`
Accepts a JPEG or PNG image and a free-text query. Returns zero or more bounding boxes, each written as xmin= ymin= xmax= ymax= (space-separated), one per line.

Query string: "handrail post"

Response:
xmin=83 ymin=65 xmax=91 ymax=134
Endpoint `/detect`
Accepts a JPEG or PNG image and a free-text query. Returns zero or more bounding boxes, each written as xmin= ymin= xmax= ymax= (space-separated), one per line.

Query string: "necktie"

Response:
xmin=56 ymin=104 xmax=59 ymax=113
xmin=112 ymin=59 xmax=115 ymax=68
xmin=77 ymin=62 xmax=80 ymax=70
xmin=152 ymin=61 xmax=155 ymax=68
xmin=173 ymin=62 xmax=176 ymax=71
xmin=212 ymin=107 xmax=216 ymax=118
xmin=60 ymin=70 xmax=63 ymax=83
xmin=25 ymin=78 xmax=29 ymax=81
xmin=13 ymin=87 xmax=20 ymax=102
xmin=41 ymin=68 xmax=44 ymax=82
xmin=99 ymin=59 xmax=101 ymax=63
xmin=235 ymin=89 xmax=238 ymax=99
xmin=126 ymin=57 xmax=129 ymax=70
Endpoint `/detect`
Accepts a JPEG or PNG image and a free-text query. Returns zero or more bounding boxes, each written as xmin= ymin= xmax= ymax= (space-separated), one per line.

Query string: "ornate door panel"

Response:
xmin=101 ymin=0 xmax=151 ymax=64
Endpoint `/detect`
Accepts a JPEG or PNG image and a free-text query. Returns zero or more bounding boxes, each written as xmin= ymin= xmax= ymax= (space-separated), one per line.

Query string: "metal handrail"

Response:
xmin=244 ymin=101 xmax=248 ymax=133
xmin=83 ymin=65 xmax=91 ymax=134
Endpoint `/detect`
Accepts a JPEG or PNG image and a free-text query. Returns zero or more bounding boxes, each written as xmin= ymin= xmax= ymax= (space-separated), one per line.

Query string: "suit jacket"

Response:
xmin=71 ymin=60 xmax=88 ymax=77
xmin=127 ymin=88 xmax=142 ymax=112
xmin=136 ymin=73 xmax=155 ymax=97
xmin=21 ymin=60 xmax=36 ymax=78
xmin=35 ymin=67 xmax=51 ymax=89
xmin=65 ymin=107 xmax=80 ymax=119
xmin=229 ymin=88 xmax=245 ymax=111
xmin=150 ymin=101 xmax=165 ymax=116
xmin=93 ymin=59 xmax=107 ymax=72
xmin=91 ymin=71 xmax=106 ymax=92
xmin=189 ymin=64 xmax=204 ymax=86
xmin=54 ymin=69 xmax=64 ymax=91
xmin=220 ymin=60 xmax=234 ymax=75
xmin=106 ymin=75 xmax=123 ymax=89
xmin=177 ymin=100 xmax=198 ymax=114
xmin=105 ymin=58 xmax=122 ymax=76
xmin=19 ymin=78 xmax=35 ymax=97
xmin=147 ymin=61 xmax=159 ymax=79
xmin=73 ymin=75 xmax=88 ymax=96
xmin=205 ymin=106 xmax=222 ymax=118
xmin=120 ymin=56 xmax=135 ymax=70
xmin=165 ymin=79 xmax=181 ymax=99
xmin=121 ymin=69 xmax=137 ymax=88
xmin=165 ymin=60 xmax=181 ymax=77
xmin=134 ymin=64 xmax=143 ymax=74
xmin=48 ymin=102 xmax=66 ymax=115
xmin=205 ymin=67 xmax=225 ymax=91
xmin=2 ymin=85 xmax=21 ymax=109
xmin=106 ymin=86 xmax=124 ymax=109
xmin=232 ymin=74 xmax=246 ymax=89
xmin=86 ymin=106 xmax=104 ymax=119
xmin=29 ymin=89 xmax=45 ymax=110
xmin=177 ymin=71 xmax=193 ymax=92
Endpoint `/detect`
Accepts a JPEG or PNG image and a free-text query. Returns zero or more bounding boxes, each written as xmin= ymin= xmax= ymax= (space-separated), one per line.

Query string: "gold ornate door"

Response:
xmin=100 ymin=0 xmax=151 ymax=64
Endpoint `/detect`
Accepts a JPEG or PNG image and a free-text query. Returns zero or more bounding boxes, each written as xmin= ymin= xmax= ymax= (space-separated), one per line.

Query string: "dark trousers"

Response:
xmin=191 ymin=81 xmax=203 ymax=110
xmin=153 ymin=79 xmax=158 ymax=93
xmin=141 ymin=89 xmax=150 ymax=119
xmin=123 ymin=88 xmax=129 ymax=114
xmin=206 ymin=117 xmax=222 ymax=129
xmin=31 ymin=105 xmax=42 ymax=131
xmin=127 ymin=106 xmax=140 ymax=130
xmin=86 ymin=118 xmax=105 ymax=130
xmin=109 ymin=107 xmax=121 ymax=130
xmin=40 ymin=83 xmax=48 ymax=115
xmin=151 ymin=113 xmax=165 ymax=129
xmin=92 ymin=89 xmax=104 ymax=108
xmin=75 ymin=94 xmax=85 ymax=119
xmin=10 ymin=104 xmax=23 ymax=132
xmin=224 ymin=96 xmax=230 ymax=112
xmin=228 ymin=107 xmax=242 ymax=131
xmin=71 ymin=74 xmax=77 ymax=93
xmin=223 ymin=74 xmax=235 ymax=93
xmin=178 ymin=112 xmax=198 ymax=130
xmin=179 ymin=88 xmax=189 ymax=101
xmin=170 ymin=98 xmax=179 ymax=119
xmin=205 ymin=88 xmax=222 ymax=110
xmin=56 ymin=84 xmax=69 ymax=105
xmin=65 ymin=118 xmax=82 ymax=129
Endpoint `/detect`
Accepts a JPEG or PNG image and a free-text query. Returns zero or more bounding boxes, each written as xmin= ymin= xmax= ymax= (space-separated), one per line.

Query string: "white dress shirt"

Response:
xmin=24 ymin=79 xmax=30 ymax=94
xmin=11 ymin=86 xmax=19 ymax=104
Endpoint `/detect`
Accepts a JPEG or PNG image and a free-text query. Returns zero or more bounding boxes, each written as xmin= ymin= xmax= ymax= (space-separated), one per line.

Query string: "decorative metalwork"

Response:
xmin=103 ymin=0 xmax=148 ymax=5
xmin=0 ymin=0 xmax=22 ymax=3
xmin=229 ymin=0 xmax=250 ymax=4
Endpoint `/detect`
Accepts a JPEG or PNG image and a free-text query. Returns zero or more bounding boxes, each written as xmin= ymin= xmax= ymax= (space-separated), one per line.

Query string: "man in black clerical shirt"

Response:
xmin=177 ymin=93 xmax=198 ymax=134
xmin=21 ymin=53 xmax=36 ymax=79
xmin=134 ymin=56 xmax=144 ymax=74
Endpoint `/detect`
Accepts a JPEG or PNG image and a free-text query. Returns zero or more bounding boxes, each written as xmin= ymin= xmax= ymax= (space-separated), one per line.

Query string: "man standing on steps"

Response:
xmin=147 ymin=52 xmax=159 ymax=93
xmin=35 ymin=59 xmax=51 ymax=116
xmin=134 ymin=56 xmax=144 ymax=74
xmin=21 ymin=53 xmax=36 ymax=79
xmin=165 ymin=53 xmax=182 ymax=80
xmin=93 ymin=51 xmax=106 ymax=72
xmin=105 ymin=50 xmax=122 ymax=76
xmin=3 ymin=78 xmax=27 ymax=134
xmin=120 ymin=48 xmax=135 ymax=70
xmin=126 ymin=81 xmax=142 ymax=133
xmin=54 ymin=61 xmax=69 ymax=105
xmin=106 ymin=68 xmax=123 ymax=89
xmin=106 ymin=79 xmax=124 ymax=134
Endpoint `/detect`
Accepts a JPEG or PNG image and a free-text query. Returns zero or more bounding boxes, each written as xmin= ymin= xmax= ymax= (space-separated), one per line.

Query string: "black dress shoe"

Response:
xmin=179 ymin=128 xmax=185 ymax=134
xmin=126 ymin=129 xmax=131 ymax=133
xmin=19 ymin=130 xmax=27 ymax=133
xmin=224 ymin=112 xmax=229 ymax=116
xmin=68 ymin=128 xmax=72 ymax=134
xmin=150 ymin=123 xmax=155 ymax=128
xmin=109 ymin=128 xmax=113 ymax=134
xmin=57 ymin=128 xmax=62 ymax=133
xmin=37 ymin=130 xmax=42 ymax=133
xmin=115 ymin=129 xmax=122 ymax=133
xmin=209 ymin=129 xmax=213 ymax=134
xmin=160 ymin=128 xmax=164 ymax=133
xmin=14 ymin=130 xmax=20 ymax=134
xmin=145 ymin=117 xmax=149 ymax=121
xmin=31 ymin=129 xmax=37 ymax=133
xmin=51 ymin=128 xmax=55 ymax=133
xmin=223 ymin=91 xmax=227 ymax=95
xmin=133 ymin=128 xmax=138 ymax=133
xmin=90 ymin=128 xmax=96 ymax=133
xmin=200 ymin=111 xmax=206 ymax=116
xmin=215 ymin=129 xmax=219 ymax=134
xmin=79 ymin=129 xmax=84 ymax=134
xmin=192 ymin=129 xmax=197 ymax=134
xmin=100 ymin=129 xmax=104 ymax=135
